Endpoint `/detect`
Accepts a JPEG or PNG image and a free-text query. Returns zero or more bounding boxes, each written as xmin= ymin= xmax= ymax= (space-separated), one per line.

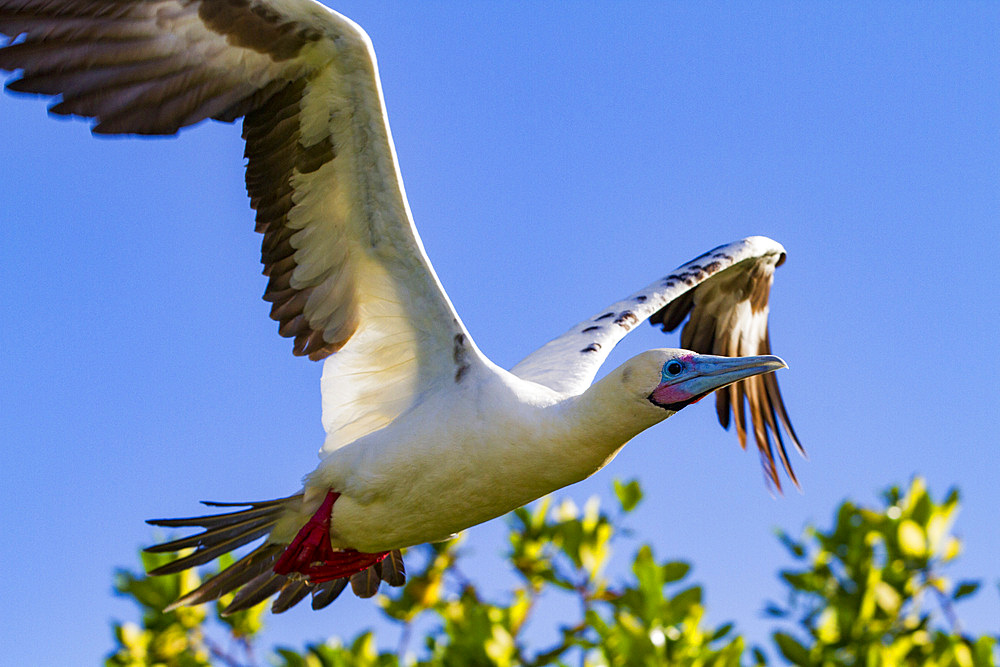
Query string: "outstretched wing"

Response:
xmin=511 ymin=236 xmax=803 ymax=489
xmin=0 ymin=0 xmax=486 ymax=450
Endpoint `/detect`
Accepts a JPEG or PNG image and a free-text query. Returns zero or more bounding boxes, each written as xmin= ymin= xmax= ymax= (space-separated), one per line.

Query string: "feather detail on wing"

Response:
xmin=511 ymin=236 xmax=802 ymax=489
xmin=0 ymin=0 xmax=484 ymax=450
xmin=650 ymin=243 xmax=804 ymax=490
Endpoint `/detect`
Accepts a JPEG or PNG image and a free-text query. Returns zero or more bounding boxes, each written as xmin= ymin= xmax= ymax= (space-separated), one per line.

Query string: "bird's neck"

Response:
xmin=540 ymin=367 xmax=672 ymax=483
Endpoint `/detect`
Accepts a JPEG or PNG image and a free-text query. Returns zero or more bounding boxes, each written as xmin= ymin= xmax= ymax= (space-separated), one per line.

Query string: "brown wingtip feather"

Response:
xmin=731 ymin=381 xmax=749 ymax=451
xmin=143 ymin=514 xmax=274 ymax=555
xmin=650 ymin=249 xmax=804 ymax=489
xmin=762 ymin=370 xmax=805 ymax=457
xmin=714 ymin=384 xmax=731 ymax=430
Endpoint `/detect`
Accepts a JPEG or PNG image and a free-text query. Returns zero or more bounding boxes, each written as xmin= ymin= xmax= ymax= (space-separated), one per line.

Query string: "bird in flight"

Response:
xmin=0 ymin=0 xmax=803 ymax=613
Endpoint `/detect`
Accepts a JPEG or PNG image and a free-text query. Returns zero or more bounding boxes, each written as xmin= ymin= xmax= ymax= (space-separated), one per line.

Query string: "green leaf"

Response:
xmin=775 ymin=529 xmax=806 ymax=558
xmin=631 ymin=545 xmax=665 ymax=608
xmin=763 ymin=603 xmax=786 ymax=618
xmin=662 ymin=561 xmax=690 ymax=583
xmin=773 ymin=631 xmax=810 ymax=665
xmin=872 ymin=581 xmax=902 ymax=615
xmin=669 ymin=585 xmax=702 ymax=614
xmin=614 ymin=478 xmax=643 ymax=512
xmin=952 ymin=580 xmax=980 ymax=600
xmin=973 ymin=636 xmax=998 ymax=665
xmin=274 ymin=648 xmax=307 ymax=667
xmin=711 ymin=622 xmax=734 ymax=641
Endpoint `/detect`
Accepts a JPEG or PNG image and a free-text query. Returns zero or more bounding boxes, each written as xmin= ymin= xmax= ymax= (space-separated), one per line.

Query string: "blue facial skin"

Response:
xmin=660 ymin=359 xmax=685 ymax=384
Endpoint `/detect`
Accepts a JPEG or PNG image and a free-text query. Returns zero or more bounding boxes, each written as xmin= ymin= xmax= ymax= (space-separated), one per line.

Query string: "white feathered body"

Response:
xmin=279 ymin=355 xmax=669 ymax=552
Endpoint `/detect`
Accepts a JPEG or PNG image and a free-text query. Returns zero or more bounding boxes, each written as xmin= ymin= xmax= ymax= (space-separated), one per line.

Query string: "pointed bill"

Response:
xmin=649 ymin=354 xmax=787 ymax=410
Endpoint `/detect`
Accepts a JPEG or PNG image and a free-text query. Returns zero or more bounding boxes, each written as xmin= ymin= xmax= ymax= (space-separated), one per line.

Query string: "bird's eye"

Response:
xmin=665 ymin=361 xmax=683 ymax=376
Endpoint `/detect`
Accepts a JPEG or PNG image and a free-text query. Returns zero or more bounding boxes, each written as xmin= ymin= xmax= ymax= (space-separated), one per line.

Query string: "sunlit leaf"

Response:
xmin=951 ymin=641 xmax=974 ymax=667
xmin=614 ymin=478 xmax=643 ymax=513
xmin=898 ymin=519 xmax=927 ymax=558
xmin=816 ymin=607 xmax=839 ymax=643
xmin=873 ymin=581 xmax=902 ymax=615
xmin=944 ymin=536 xmax=962 ymax=561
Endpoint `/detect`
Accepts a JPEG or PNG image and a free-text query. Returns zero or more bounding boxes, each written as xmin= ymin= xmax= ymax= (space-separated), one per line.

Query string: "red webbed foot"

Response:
xmin=273 ymin=489 xmax=388 ymax=583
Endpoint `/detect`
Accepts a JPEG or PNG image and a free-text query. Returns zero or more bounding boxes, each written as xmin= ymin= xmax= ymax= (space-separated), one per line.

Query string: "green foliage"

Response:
xmin=108 ymin=478 xmax=997 ymax=666
xmin=107 ymin=551 xmax=268 ymax=666
xmin=769 ymin=478 xmax=996 ymax=666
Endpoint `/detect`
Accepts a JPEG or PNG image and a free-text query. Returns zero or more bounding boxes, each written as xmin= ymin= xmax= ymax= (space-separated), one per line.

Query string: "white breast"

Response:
xmin=309 ymin=371 xmax=562 ymax=549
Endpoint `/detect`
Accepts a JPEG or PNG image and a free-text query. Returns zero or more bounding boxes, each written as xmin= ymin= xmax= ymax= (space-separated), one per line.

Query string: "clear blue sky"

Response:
xmin=1 ymin=2 xmax=997 ymax=663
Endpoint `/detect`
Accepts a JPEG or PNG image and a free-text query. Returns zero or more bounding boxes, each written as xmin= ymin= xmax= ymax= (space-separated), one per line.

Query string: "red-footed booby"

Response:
xmin=0 ymin=0 xmax=804 ymax=612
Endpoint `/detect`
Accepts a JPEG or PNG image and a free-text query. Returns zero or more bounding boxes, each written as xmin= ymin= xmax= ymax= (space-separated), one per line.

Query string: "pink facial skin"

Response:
xmin=649 ymin=382 xmax=698 ymax=406
xmin=649 ymin=355 xmax=712 ymax=410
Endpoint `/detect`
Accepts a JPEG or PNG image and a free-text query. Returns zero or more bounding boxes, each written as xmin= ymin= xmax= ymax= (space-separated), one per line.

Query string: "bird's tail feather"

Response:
xmin=145 ymin=494 xmax=405 ymax=614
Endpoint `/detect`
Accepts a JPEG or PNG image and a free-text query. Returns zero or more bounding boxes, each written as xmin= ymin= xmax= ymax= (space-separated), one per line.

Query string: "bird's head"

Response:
xmin=624 ymin=349 xmax=787 ymax=414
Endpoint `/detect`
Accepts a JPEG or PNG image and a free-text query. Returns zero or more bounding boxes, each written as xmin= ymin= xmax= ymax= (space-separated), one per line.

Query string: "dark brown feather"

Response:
xmin=714 ymin=383 xmax=731 ymax=430
xmin=197 ymin=0 xmax=320 ymax=62
xmin=0 ymin=36 xmax=171 ymax=75
xmin=146 ymin=497 xmax=291 ymax=527
xmin=350 ymin=562 xmax=382 ymax=598
xmin=730 ymin=381 xmax=749 ymax=449
xmin=222 ymin=570 xmax=287 ymax=614
xmin=242 ymin=79 xmax=349 ymax=360
xmin=380 ymin=549 xmax=406 ymax=587
xmin=199 ymin=496 xmax=296 ymax=508
xmin=144 ymin=514 xmax=274 ymax=553
xmin=271 ymin=579 xmax=312 ymax=614
xmin=683 ymin=310 xmax=717 ymax=354
xmin=763 ymin=370 xmax=803 ymax=454
xmin=96 ymin=75 xmax=249 ymax=134
xmin=165 ymin=543 xmax=282 ymax=610
xmin=311 ymin=578 xmax=348 ymax=610
xmin=148 ymin=529 xmax=271 ymax=575
xmin=650 ymin=291 xmax=694 ymax=332
xmin=0 ymin=0 xmax=351 ymax=359
xmin=6 ymin=56 xmax=193 ymax=97
xmin=147 ymin=494 xmax=300 ymax=609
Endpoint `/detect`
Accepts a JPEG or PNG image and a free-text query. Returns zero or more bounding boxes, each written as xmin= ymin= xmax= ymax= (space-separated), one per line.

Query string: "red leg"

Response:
xmin=303 ymin=550 xmax=390 ymax=583
xmin=273 ymin=489 xmax=388 ymax=583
